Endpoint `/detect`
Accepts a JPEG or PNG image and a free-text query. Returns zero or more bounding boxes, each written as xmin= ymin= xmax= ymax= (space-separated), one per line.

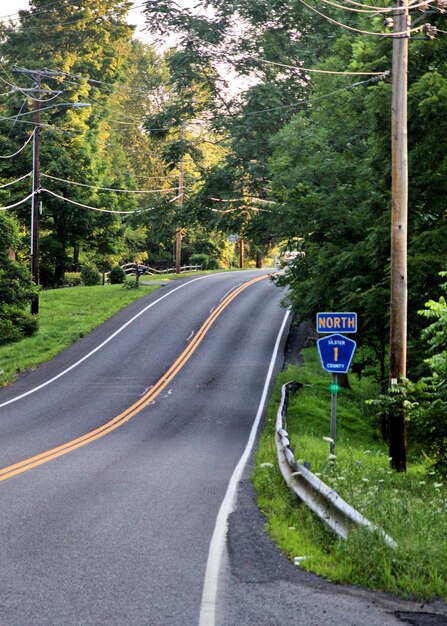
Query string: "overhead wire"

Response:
xmin=0 ymin=64 xmax=65 ymax=103
xmin=297 ymin=0 xmax=423 ymax=36
xmin=0 ymin=172 xmax=32 ymax=188
xmin=340 ymin=0 xmax=432 ymax=9
xmin=252 ymin=56 xmax=386 ymax=75
xmin=0 ymin=131 xmax=35 ymax=158
xmin=41 ymin=173 xmax=182 ymax=194
xmin=317 ymin=0 xmax=436 ymax=13
xmin=7 ymin=98 xmax=28 ymax=134
xmin=0 ymin=0 xmax=63 ymax=21
xmin=235 ymin=73 xmax=388 ymax=117
xmin=0 ymin=193 xmax=35 ymax=211
xmin=0 ymin=89 xmax=16 ymax=97
xmin=40 ymin=188 xmax=158 ymax=214
xmin=0 ymin=101 xmax=92 ymax=123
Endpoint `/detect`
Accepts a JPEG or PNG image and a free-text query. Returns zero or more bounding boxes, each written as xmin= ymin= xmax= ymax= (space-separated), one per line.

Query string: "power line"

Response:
xmin=40 ymin=188 xmax=159 ymax=214
xmin=0 ymin=0 xmax=63 ymax=22
xmin=318 ymin=0 xmax=436 ymax=13
xmin=252 ymin=56 xmax=387 ymax=75
xmin=341 ymin=0 xmax=433 ymax=9
xmin=0 ymin=172 xmax=32 ymax=188
xmin=0 ymin=193 xmax=35 ymax=211
xmin=297 ymin=0 xmax=423 ymax=36
xmin=41 ymin=173 xmax=182 ymax=194
xmin=235 ymin=73 xmax=388 ymax=117
xmin=0 ymin=130 xmax=35 ymax=158
xmin=0 ymin=68 xmax=64 ymax=103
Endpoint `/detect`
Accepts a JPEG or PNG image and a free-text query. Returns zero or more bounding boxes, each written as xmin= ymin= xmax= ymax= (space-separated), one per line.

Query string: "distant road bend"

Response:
xmin=0 ymin=270 xmax=292 ymax=625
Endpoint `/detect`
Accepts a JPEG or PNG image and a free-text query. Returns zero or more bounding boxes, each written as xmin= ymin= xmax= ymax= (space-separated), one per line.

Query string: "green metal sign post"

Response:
xmin=317 ymin=314 xmax=358 ymax=463
xmin=330 ymin=374 xmax=338 ymax=459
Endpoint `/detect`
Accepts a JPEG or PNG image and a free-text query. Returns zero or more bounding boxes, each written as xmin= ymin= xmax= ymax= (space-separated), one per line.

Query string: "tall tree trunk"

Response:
xmin=54 ymin=261 xmax=65 ymax=287
xmin=73 ymin=243 xmax=80 ymax=272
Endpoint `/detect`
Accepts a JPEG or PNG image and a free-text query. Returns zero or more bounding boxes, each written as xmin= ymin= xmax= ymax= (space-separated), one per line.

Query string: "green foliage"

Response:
xmin=0 ymin=1 xmax=143 ymax=285
xmin=0 ymin=284 xmax=158 ymax=387
xmin=367 ymin=274 xmax=447 ymax=474
xmin=254 ymin=352 xmax=447 ymax=600
xmin=190 ymin=253 xmax=218 ymax=270
xmin=0 ymin=214 xmax=38 ymax=345
xmin=80 ymin=265 xmax=101 ymax=286
xmin=0 ymin=309 xmax=39 ymax=345
xmin=63 ymin=273 xmax=83 ymax=287
xmin=109 ymin=265 xmax=127 ymax=284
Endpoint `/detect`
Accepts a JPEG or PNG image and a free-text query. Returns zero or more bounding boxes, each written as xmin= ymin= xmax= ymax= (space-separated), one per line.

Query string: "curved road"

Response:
xmin=0 ymin=270 xmax=444 ymax=626
xmin=0 ymin=271 xmax=289 ymax=625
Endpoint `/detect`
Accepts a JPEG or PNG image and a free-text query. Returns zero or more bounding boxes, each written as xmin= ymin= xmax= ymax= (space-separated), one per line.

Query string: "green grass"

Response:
xmin=0 ymin=283 xmax=159 ymax=387
xmin=254 ymin=347 xmax=447 ymax=601
xmin=0 ymin=267 xmax=255 ymax=386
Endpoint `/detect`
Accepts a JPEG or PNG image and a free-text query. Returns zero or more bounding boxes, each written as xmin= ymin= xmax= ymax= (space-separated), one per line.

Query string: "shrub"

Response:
xmin=190 ymin=253 xmax=218 ymax=270
xmin=0 ymin=309 xmax=38 ymax=345
xmin=64 ymin=272 xmax=83 ymax=287
xmin=109 ymin=265 xmax=126 ymax=284
xmin=80 ymin=265 xmax=101 ymax=286
xmin=15 ymin=310 xmax=39 ymax=337
xmin=0 ymin=317 xmax=22 ymax=344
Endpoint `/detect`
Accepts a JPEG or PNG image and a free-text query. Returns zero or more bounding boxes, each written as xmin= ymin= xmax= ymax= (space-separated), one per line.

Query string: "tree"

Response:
xmin=0 ymin=213 xmax=37 ymax=344
xmin=0 ymin=0 xmax=135 ymax=285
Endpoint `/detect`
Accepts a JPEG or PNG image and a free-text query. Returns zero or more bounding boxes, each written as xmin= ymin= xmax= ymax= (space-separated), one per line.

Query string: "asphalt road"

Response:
xmin=0 ymin=270 xmax=446 ymax=626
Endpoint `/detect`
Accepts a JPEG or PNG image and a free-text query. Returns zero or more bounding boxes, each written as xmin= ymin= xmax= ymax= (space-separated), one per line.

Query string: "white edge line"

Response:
xmin=198 ymin=308 xmax=291 ymax=626
xmin=0 ymin=273 xmax=238 ymax=410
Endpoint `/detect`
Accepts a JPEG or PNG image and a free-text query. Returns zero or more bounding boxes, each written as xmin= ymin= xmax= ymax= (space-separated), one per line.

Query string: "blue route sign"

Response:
xmin=316 ymin=312 xmax=357 ymax=334
xmin=317 ymin=333 xmax=357 ymax=374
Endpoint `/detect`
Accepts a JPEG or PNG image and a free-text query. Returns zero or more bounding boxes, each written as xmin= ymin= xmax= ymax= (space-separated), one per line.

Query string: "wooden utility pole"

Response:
xmin=239 ymin=238 xmax=244 ymax=269
xmin=175 ymin=124 xmax=185 ymax=274
xmin=30 ymin=75 xmax=42 ymax=314
xmin=389 ymin=0 xmax=409 ymax=470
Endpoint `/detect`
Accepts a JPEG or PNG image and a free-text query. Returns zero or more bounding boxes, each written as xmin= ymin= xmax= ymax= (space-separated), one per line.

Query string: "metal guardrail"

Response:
xmin=275 ymin=381 xmax=396 ymax=547
xmin=121 ymin=262 xmax=203 ymax=275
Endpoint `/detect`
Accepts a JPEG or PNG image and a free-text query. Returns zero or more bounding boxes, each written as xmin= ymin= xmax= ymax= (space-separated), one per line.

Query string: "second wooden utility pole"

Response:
xmin=175 ymin=124 xmax=185 ymax=274
xmin=31 ymin=74 xmax=42 ymax=314
xmin=389 ymin=0 xmax=409 ymax=470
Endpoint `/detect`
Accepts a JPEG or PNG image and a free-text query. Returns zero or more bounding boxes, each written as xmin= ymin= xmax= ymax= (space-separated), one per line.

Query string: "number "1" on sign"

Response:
xmin=334 ymin=347 xmax=338 ymax=362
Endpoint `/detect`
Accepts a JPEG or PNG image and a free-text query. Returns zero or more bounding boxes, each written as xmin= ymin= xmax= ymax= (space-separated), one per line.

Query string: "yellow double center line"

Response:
xmin=0 ymin=274 xmax=267 ymax=483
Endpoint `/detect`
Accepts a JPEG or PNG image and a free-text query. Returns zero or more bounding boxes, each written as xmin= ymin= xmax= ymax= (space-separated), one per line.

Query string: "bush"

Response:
xmin=0 ymin=317 xmax=21 ymax=344
xmin=0 ymin=309 xmax=38 ymax=345
xmin=190 ymin=253 xmax=219 ymax=270
xmin=80 ymin=265 xmax=101 ymax=286
xmin=64 ymin=272 xmax=83 ymax=287
xmin=109 ymin=265 xmax=126 ymax=284
xmin=16 ymin=310 xmax=39 ymax=337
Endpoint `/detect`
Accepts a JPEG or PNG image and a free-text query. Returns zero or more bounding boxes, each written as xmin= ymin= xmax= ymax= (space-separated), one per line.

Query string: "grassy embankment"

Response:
xmin=0 ymin=282 xmax=159 ymax=387
xmin=0 ymin=267 xmax=255 ymax=387
xmin=254 ymin=347 xmax=447 ymax=601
